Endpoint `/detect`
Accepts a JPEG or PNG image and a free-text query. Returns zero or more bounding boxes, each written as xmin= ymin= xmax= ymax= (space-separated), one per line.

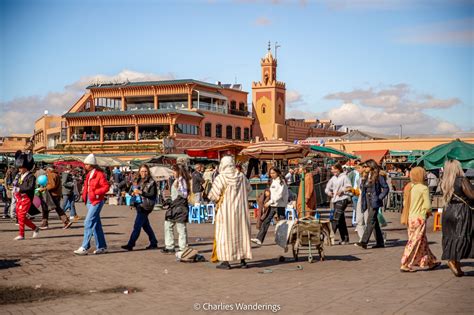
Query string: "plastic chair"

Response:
xmin=189 ymin=205 xmax=202 ymax=224
xmin=125 ymin=194 xmax=132 ymax=206
xmin=433 ymin=211 xmax=442 ymax=232
xmin=206 ymin=203 xmax=215 ymax=224
xmin=285 ymin=208 xmax=297 ymax=221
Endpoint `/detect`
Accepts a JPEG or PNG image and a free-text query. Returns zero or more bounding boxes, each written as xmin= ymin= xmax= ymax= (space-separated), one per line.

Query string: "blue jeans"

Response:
xmin=62 ymin=194 xmax=76 ymax=217
xmin=3 ymin=199 xmax=10 ymax=216
xmin=352 ymin=196 xmax=359 ymax=226
xmin=81 ymin=200 xmax=107 ymax=250
xmin=127 ymin=210 xmax=158 ymax=247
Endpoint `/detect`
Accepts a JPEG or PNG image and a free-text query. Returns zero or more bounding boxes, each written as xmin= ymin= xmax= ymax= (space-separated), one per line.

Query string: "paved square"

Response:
xmin=1 ymin=203 xmax=472 ymax=315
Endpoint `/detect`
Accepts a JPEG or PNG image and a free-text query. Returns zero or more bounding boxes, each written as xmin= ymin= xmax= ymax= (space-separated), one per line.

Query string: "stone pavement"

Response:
xmin=0 ymin=203 xmax=472 ymax=315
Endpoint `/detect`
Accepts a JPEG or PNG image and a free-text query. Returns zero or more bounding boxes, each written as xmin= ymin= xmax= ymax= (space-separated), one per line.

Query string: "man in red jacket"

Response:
xmin=74 ymin=154 xmax=110 ymax=255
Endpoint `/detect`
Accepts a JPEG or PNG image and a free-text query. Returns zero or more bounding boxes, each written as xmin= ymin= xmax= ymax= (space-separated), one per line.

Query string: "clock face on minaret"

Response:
xmin=252 ymin=47 xmax=286 ymax=140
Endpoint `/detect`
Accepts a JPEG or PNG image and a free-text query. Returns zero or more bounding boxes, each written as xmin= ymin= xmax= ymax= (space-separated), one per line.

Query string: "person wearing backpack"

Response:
xmin=162 ymin=164 xmax=191 ymax=254
xmin=121 ymin=164 xmax=158 ymax=251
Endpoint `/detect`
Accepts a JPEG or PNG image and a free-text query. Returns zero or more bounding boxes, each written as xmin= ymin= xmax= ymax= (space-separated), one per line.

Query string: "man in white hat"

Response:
xmin=74 ymin=154 xmax=110 ymax=255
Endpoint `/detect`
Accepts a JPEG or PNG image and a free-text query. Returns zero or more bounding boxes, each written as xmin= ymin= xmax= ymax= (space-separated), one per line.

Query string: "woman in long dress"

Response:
xmin=400 ymin=167 xmax=440 ymax=272
xmin=208 ymin=156 xmax=252 ymax=270
xmin=440 ymin=160 xmax=474 ymax=277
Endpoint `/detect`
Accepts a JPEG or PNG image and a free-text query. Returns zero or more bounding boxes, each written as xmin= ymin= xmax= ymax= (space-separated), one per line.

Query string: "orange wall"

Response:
xmin=199 ymin=112 xmax=252 ymax=139
xmin=325 ymin=138 xmax=474 ymax=153
xmin=220 ymin=89 xmax=248 ymax=110
xmin=0 ymin=135 xmax=31 ymax=153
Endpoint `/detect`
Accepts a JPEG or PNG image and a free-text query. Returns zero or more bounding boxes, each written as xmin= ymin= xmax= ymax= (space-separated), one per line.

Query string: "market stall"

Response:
xmin=240 ymin=140 xmax=308 ymax=202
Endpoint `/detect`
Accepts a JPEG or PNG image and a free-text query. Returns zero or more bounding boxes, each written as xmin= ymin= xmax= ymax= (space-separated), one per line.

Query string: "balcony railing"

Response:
xmin=71 ymin=133 xmax=100 ymax=142
xmin=230 ymin=109 xmax=250 ymax=117
xmin=193 ymin=101 xmax=228 ymax=114
xmin=160 ymin=101 xmax=189 ymax=110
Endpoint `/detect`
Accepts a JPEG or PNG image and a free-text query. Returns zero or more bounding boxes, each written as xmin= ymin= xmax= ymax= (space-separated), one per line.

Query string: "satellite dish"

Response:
xmin=44 ymin=110 xmax=49 ymax=115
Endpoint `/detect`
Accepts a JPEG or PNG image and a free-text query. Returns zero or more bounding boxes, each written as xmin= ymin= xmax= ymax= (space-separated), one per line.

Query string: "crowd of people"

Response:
xmin=0 ymin=150 xmax=472 ymax=276
xmin=71 ymin=129 xmax=167 ymax=142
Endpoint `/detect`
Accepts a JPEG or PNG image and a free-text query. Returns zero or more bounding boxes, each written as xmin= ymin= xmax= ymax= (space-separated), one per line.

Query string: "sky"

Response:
xmin=0 ymin=0 xmax=473 ymax=136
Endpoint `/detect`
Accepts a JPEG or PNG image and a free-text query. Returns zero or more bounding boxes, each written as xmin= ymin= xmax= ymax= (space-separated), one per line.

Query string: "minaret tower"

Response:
xmin=251 ymin=42 xmax=286 ymax=141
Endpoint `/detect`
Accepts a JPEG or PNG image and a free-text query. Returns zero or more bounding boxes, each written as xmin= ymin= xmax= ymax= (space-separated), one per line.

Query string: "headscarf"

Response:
xmin=218 ymin=155 xmax=244 ymax=188
xmin=401 ymin=167 xmax=426 ymax=225
xmin=219 ymin=155 xmax=236 ymax=175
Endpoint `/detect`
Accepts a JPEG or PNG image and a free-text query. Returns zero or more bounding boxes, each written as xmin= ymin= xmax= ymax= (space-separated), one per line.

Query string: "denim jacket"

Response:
xmin=361 ymin=175 xmax=389 ymax=212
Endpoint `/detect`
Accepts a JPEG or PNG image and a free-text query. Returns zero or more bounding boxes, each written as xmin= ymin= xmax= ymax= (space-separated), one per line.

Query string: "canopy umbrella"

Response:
xmin=240 ymin=140 xmax=308 ymax=160
xmin=310 ymin=145 xmax=358 ymax=159
xmin=149 ymin=166 xmax=174 ymax=181
xmin=416 ymin=139 xmax=474 ymax=170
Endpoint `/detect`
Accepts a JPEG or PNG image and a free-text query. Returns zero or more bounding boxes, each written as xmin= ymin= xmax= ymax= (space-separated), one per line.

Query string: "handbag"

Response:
xmin=179 ymin=247 xmax=199 ymax=262
xmin=377 ymin=208 xmax=387 ymax=227
xmin=453 ymin=193 xmax=474 ymax=210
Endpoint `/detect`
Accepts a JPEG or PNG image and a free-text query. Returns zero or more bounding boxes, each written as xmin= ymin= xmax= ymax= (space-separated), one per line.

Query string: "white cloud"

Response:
xmin=0 ymin=70 xmax=175 ymax=135
xmin=286 ymin=90 xmax=303 ymax=107
xmin=321 ymin=102 xmax=461 ymax=135
xmin=288 ymin=83 xmax=464 ymax=135
xmin=324 ymin=83 xmax=461 ymax=112
xmin=286 ymin=108 xmax=319 ymax=120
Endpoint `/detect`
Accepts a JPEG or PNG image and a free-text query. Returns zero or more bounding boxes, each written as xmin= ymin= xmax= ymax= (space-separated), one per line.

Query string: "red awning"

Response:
xmin=185 ymin=149 xmax=218 ymax=159
xmin=353 ymin=150 xmax=389 ymax=163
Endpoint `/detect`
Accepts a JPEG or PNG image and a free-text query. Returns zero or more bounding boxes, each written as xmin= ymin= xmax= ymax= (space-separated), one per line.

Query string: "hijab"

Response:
xmin=401 ymin=167 xmax=426 ymax=225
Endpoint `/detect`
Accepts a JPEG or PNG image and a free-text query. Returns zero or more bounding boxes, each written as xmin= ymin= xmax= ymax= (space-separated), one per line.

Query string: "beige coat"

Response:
xmin=209 ymin=162 xmax=252 ymax=262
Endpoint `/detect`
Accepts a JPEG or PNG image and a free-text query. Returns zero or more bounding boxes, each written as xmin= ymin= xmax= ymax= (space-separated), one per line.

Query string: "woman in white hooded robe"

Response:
xmin=208 ymin=156 xmax=252 ymax=269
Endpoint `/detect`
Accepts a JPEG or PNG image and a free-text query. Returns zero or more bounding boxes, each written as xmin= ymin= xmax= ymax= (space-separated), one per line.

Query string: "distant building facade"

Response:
xmin=0 ymin=134 xmax=32 ymax=154
xmin=32 ymin=47 xmax=346 ymax=157
xmin=33 ymin=114 xmax=62 ymax=153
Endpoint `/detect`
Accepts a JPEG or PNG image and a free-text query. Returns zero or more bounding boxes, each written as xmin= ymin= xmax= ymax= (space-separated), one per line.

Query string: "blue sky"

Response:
xmin=0 ymin=0 xmax=473 ymax=135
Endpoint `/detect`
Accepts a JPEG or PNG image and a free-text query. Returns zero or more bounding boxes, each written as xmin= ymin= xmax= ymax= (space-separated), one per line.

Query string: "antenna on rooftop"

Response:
xmin=275 ymin=41 xmax=281 ymax=59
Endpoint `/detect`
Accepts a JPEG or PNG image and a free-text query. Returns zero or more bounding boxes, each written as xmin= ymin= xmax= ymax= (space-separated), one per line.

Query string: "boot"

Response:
xmin=39 ymin=219 xmax=49 ymax=230
xmin=61 ymin=215 xmax=73 ymax=229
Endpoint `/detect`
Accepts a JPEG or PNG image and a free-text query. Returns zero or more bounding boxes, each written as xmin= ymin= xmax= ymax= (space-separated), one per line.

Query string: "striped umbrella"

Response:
xmin=239 ymin=140 xmax=308 ymax=160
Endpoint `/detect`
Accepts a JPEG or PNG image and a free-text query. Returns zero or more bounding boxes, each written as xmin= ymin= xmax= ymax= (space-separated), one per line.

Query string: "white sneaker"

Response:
xmin=74 ymin=247 xmax=88 ymax=255
xmin=32 ymin=228 xmax=40 ymax=238
xmin=251 ymin=238 xmax=262 ymax=246
xmin=69 ymin=216 xmax=75 ymax=221
xmin=14 ymin=235 xmax=24 ymax=241
xmin=93 ymin=248 xmax=107 ymax=255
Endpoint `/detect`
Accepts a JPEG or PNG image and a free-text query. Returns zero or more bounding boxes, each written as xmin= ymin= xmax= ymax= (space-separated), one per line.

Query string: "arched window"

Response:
xmin=235 ymin=127 xmax=241 ymax=140
xmin=278 ymin=104 xmax=281 ymax=115
xmin=262 ymin=105 xmax=266 ymax=114
xmin=244 ymin=128 xmax=250 ymax=141
xmin=226 ymin=125 xmax=233 ymax=140
xmin=239 ymin=102 xmax=245 ymax=111
xmin=205 ymin=123 xmax=212 ymax=137
xmin=216 ymin=124 xmax=222 ymax=138
xmin=230 ymin=101 xmax=237 ymax=111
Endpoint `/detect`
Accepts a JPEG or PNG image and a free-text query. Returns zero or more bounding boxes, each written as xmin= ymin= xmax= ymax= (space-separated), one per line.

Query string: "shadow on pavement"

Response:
xmin=38 ymin=232 xmax=124 ymax=239
xmin=248 ymin=257 xmax=301 ymax=269
xmin=0 ymin=259 xmax=21 ymax=270
xmin=324 ymin=255 xmax=362 ymax=261
xmin=101 ymin=216 xmax=127 ymax=220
